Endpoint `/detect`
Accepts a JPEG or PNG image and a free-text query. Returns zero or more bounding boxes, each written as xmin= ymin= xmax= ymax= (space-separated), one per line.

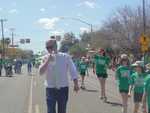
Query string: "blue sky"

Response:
xmin=0 ymin=0 xmax=145 ymax=53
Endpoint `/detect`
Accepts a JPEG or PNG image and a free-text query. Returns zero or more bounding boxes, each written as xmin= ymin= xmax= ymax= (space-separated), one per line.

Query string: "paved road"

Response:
xmin=0 ymin=67 xmax=136 ymax=113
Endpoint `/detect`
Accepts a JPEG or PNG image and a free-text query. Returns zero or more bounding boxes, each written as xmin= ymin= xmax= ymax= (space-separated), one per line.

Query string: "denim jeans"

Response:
xmin=46 ymin=87 xmax=69 ymax=113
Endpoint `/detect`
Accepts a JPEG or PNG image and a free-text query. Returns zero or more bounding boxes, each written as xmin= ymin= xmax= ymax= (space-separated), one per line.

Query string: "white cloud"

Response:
xmin=77 ymin=1 xmax=96 ymax=9
xmin=50 ymin=30 xmax=65 ymax=35
xmin=40 ymin=8 xmax=46 ymax=12
xmin=80 ymin=27 xmax=90 ymax=33
xmin=37 ymin=17 xmax=60 ymax=30
xmin=9 ymin=9 xmax=18 ymax=14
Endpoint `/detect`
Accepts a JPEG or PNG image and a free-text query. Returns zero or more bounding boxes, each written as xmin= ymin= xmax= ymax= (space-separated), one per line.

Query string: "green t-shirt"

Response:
xmin=79 ymin=61 xmax=88 ymax=73
xmin=116 ymin=66 xmax=131 ymax=90
xmin=130 ymin=72 xmax=146 ymax=93
xmin=73 ymin=59 xmax=80 ymax=71
xmin=145 ymin=75 xmax=150 ymax=108
xmin=94 ymin=55 xmax=110 ymax=74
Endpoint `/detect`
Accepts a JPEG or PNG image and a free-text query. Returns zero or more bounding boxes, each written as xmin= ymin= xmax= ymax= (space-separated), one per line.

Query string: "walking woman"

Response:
xmin=115 ymin=54 xmax=131 ymax=113
xmin=128 ymin=61 xmax=146 ymax=113
xmin=93 ymin=48 xmax=110 ymax=101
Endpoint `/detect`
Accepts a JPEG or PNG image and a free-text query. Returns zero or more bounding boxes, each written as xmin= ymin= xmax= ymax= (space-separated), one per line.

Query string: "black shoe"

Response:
xmin=100 ymin=96 xmax=104 ymax=100
xmin=80 ymin=85 xmax=85 ymax=90
xmin=103 ymin=97 xmax=107 ymax=102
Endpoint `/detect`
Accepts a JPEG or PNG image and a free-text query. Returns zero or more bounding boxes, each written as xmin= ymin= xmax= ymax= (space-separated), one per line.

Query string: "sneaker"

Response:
xmin=100 ymin=96 xmax=104 ymax=100
xmin=103 ymin=96 xmax=107 ymax=102
xmin=80 ymin=85 xmax=85 ymax=89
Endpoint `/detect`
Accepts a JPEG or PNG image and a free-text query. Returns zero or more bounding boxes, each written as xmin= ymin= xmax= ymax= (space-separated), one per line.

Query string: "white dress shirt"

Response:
xmin=40 ymin=52 xmax=78 ymax=89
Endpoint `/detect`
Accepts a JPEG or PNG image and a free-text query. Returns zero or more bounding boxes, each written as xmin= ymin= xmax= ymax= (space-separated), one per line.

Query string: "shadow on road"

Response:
xmin=81 ymin=88 xmax=98 ymax=92
xmin=0 ymin=76 xmax=15 ymax=78
xmin=105 ymin=101 xmax=122 ymax=107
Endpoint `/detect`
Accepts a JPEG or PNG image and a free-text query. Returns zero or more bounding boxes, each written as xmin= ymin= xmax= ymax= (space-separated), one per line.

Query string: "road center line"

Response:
xmin=28 ymin=76 xmax=34 ymax=113
xmin=35 ymin=104 xmax=40 ymax=113
xmin=34 ymin=81 xmax=37 ymax=87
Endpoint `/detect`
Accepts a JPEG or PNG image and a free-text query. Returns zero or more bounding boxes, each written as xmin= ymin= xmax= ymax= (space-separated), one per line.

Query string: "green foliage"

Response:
xmin=60 ymin=32 xmax=78 ymax=52
xmin=69 ymin=44 xmax=87 ymax=57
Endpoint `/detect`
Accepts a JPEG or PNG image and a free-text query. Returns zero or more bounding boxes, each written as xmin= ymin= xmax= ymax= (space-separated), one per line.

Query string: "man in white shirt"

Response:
xmin=39 ymin=39 xmax=79 ymax=113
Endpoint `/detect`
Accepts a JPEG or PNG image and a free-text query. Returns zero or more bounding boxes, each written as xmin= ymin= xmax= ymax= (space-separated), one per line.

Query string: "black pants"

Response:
xmin=46 ymin=87 xmax=69 ymax=113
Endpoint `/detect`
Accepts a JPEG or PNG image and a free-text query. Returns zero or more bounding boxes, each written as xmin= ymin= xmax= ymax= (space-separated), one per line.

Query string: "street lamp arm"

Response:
xmin=60 ymin=16 xmax=93 ymax=32
xmin=70 ymin=17 xmax=92 ymax=26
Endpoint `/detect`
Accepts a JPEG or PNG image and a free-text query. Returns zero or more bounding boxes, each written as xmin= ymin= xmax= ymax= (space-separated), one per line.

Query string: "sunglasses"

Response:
xmin=46 ymin=45 xmax=54 ymax=50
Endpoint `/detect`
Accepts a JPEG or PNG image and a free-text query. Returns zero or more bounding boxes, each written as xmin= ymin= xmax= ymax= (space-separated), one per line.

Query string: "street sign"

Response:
xmin=9 ymin=45 xmax=19 ymax=47
xmin=139 ymin=34 xmax=150 ymax=52
xmin=26 ymin=38 xmax=30 ymax=43
xmin=20 ymin=39 xmax=25 ymax=44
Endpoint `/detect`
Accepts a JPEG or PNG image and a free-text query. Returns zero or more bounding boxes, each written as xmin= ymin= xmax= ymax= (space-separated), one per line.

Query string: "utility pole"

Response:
xmin=0 ymin=19 xmax=7 ymax=60
xmin=10 ymin=28 xmax=15 ymax=58
xmin=90 ymin=24 xmax=93 ymax=33
xmin=143 ymin=0 xmax=146 ymax=34
xmin=10 ymin=28 xmax=15 ymax=46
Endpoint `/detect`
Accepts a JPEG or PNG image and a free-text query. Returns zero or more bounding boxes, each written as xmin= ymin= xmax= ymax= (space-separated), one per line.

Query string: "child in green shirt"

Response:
xmin=143 ymin=64 xmax=150 ymax=113
xmin=93 ymin=48 xmax=110 ymax=102
xmin=143 ymin=75 xmax=150 ymax=113
xmin=146 ymin=63 xmax=150 ymax=74
xmin=79 ymin=57 xmax=88 ymax=89
xmin=116 ymin=54 xmax=131 ymax=113
xmin=128 ymin=61 xmax=146 ymax=113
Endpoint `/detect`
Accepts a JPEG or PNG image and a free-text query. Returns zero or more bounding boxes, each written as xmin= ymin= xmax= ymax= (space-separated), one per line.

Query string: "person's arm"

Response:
xmin=39 ymin=55 xmax=52 ymax=75
xmin=142 ymin=92 xmax=147 ymax=113
xmin=86 ymin=64 xmax=89 ymax=76
xmin=115 ymin=68 xmax=119 ymax=80
xmin=128 ymin=85 xmax=133 ymax=97
xmin=73 ymin=79 xmax=79 ymax=92
xmin=67 ymin=55 xmax=79 ymax=92
xmin=128 ymin=74 xmax=134 ymax=97
xmin=92 ymin=62 xmax=96 ymax=74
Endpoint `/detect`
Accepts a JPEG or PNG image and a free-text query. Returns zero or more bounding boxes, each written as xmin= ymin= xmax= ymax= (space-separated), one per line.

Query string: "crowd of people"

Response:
xmin=73 ymin=49 xmax=150 ymax=113
xmin=38 ymin=37 xmax=150 ymax=113
xmin=0 ymin=58 xmax=34 ymax=77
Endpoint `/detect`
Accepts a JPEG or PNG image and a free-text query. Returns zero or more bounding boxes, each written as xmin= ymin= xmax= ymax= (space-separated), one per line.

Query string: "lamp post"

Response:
xmin=143 ymin=0 xmax=146 ymax=34
xmin=10 ymin=28 xmax=16 ymax=58
xmin=10 ymin=28 xmax=15 ymax=47
xmin=60 ymin=17 xmax=93 ymax=33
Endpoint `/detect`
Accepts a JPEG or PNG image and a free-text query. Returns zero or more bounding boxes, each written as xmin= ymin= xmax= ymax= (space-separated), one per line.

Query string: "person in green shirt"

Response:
xmin=73 ymin=57 xmax=80 ymax=72
xmin=79 ymin=57 xmax=88 ymax=89
xmin=146 ymin=63 xmax=150 ymax=74
xmin=116 ymin=54 xmax=131 ymax=113
xmin=143 ymin=74 xmax=150 ymax=113
xmin=128 ymin=61 xmax=146 ymax=113
xmin=93 ymin=48 xmax=110 ymax=102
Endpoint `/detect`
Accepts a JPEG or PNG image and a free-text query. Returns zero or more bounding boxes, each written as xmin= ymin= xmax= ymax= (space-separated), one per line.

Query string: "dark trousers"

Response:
xmin=46 ymin=87 xmax=69 ymax=113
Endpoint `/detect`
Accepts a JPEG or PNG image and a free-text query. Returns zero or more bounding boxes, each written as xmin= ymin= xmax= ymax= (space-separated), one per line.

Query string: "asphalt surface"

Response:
xmin=0 ymin=67 xmax=137 ymax=113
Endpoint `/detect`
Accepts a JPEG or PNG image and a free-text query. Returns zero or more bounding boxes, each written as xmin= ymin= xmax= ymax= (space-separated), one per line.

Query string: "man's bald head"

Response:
xmin=45 ymin=39 xmax=57 ymax=53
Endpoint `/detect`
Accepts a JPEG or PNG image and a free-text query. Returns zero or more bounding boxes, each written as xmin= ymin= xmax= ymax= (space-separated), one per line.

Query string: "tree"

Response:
xmin=59 ymin=32 xmax=79 ymax=52
xmin=79 ymin=5 xmax=150 ymax=55
xmin=69 ymin=44 xmax=87 ymax=57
